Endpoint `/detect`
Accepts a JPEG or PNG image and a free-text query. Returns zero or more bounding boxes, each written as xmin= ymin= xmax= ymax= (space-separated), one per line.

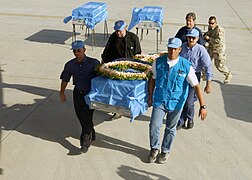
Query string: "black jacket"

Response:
xmin=101 ymin=31 xmax=142 ymax=63
xmin=175 ymin=26 xmax=205 ymax=45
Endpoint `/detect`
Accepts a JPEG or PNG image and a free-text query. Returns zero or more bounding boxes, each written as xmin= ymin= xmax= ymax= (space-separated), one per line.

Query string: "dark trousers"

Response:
xmin=73 ymin=88 xmax=94 ymax=135
xmin=178 ymin=72 xmax=201 ymax=125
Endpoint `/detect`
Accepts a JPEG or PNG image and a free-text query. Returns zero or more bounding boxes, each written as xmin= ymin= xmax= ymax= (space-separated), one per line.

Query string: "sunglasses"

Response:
xmin=208 ymin=22 xmax=215 ymax=25
xmin=187 ymin=36 xmax=196 ymax=40
xmin=73 ymin=49 xmax=82 ymax=53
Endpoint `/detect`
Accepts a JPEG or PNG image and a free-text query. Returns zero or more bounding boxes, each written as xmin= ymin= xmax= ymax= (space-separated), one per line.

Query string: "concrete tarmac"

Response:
xmin=0 ymin=0 xmax=252 ymax=179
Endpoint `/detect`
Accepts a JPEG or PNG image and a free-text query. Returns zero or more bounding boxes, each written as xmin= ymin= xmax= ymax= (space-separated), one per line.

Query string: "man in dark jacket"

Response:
xmin=101 ymin=20 xmax=142 ymax=63
xmin=175 ymin=12 xmax=205 ymax=45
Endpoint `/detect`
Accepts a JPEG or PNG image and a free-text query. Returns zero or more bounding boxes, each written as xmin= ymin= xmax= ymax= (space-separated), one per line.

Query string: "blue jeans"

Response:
xmin=178 ymin=72 xmax=201 ymax=125
xmin=149 ymin=103 xmax=182 ymax=153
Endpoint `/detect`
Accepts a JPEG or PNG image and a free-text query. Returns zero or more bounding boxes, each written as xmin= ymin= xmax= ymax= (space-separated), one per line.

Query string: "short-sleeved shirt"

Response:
xmin=151 ymin=56 xmax=198 ymax=87
xmin=60 ymin=56 xmax=100 ymax=91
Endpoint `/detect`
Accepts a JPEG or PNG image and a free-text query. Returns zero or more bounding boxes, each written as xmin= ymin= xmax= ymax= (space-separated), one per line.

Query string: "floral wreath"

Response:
xmin=133 ymin=52 xmax=167 ymax=63
xmin=133 ymin=54 xmax=159 ymax=63
xmin=97 ymin=60 xmax=152 ymax=80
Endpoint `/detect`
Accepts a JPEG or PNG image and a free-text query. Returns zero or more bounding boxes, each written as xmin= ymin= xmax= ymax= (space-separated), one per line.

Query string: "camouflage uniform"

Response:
xmin=205 ymin=25 xmax=231 ymax=77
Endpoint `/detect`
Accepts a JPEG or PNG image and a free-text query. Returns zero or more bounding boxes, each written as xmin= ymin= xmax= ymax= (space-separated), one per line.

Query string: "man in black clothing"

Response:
xmin=60 ymin=40 xmax=100 ymax=153
xmin=101 ymin=20 xmax=142 ymax=63
xmin=175 ymin=12 xmax=205 ymax=45
xmin=101 ymin=20 xmax=142 ymax=120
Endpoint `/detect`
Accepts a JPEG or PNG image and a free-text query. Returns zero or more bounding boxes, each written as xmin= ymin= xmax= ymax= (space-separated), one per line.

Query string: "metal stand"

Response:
xmin=136 ymin=21 xmax=162 ymax=53
xmin=72 ymin=19 xmax=108 ymax=50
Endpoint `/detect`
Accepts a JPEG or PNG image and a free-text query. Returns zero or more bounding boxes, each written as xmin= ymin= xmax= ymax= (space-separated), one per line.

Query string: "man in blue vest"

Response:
xmin=147 ymin=37 xmax=207 ymax=164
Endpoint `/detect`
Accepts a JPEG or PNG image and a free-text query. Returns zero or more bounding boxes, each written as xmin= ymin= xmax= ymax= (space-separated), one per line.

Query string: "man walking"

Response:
xmin=147 ymin=37 xmax=207 ymax=164
xmin=177 ymin=28 xmax=212 ymax=130
xmin=204 ymin=16 xmax=232 ymax=83
xmin=60 ymin=40 xmax=100 ymax=153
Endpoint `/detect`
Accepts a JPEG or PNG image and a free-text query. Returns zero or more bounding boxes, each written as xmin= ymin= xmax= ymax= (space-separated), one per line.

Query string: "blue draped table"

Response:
xmin=85 ymin=76 xmax=149 ymax=122
xmin=128 ymin=6 xmax=164 ymax=53
xmin=63 ymin=2 xmax=108 ymax=49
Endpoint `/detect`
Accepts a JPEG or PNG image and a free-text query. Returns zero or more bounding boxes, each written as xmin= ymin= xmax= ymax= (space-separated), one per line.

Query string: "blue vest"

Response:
xmin=153 ymin=56 xmax=191 ymax=110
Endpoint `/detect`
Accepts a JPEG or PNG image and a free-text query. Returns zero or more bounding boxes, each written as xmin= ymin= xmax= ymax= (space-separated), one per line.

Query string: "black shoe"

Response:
xmin=80 ymin=134 xmax=92 ymax=153
xmin=182 ymin=124 xmax=187 ymax=129
xmin=176 ymin=124 xmax=183 ymax=130
xmin=92 ymin=129 xmax=96 ymax=141
xmin=187 ymin=121 xmax=194 ymax=129
xmin=177 ymin=123 xmax=186 ymax=130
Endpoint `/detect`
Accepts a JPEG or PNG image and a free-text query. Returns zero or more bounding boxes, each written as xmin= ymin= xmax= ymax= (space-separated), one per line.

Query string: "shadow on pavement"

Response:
xmin=24 ymin=29 xmax=110 ymax=48
xmin=92 ymin=132 xmax=149 ymax=162
xmin=213 ymin=80 xmax=252 ymax=123
xmin=0 ymin=82 xmax=149 ymax=159
xmin=117 ymin=165 xmax=170 ymax=180
xmin=134 ymin=114 xmax=151 ymax=122
xmin=25 ymin=29 xmax=110 ymax=47
xmin=25 ymin=29 xmax=78 ymax=44
xmin=84 ymin=32 xmax=110 ymax=48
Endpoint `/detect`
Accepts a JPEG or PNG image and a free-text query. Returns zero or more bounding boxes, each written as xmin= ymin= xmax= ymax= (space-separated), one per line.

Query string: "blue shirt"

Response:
xmin=60 ymin=56 xmax=100 ymax=91
xmin=180 ymin=42 xmax=213 ymax=81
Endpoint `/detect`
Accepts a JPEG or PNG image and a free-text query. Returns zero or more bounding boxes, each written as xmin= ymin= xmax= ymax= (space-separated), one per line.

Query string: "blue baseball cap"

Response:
xmin=71 ymin=40 xmax=85 ymax=50
xmin=114 ymin=20 xmax=126 ymax=31
xmin=167 ymin=37 xmax=182 ymax=48
xmin=186 ymin=28 xmax=199 ymax=37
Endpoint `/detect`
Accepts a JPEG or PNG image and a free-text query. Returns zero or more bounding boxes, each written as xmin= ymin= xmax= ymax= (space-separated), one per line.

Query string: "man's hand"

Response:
xmin=204 ymin=35 xmax=210 ymax=41
xmin=204 ymin=84 xmax=212 ymax=94
xmin=60 ymin=92 xmax=66 ymax=102
xmin=198 ymin=108 xmax=207 ymax=120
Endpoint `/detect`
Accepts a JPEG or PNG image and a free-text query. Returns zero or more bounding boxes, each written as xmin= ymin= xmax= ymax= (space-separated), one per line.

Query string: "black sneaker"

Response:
xmin=80 ymin=134 xmax=92 ymax=153
xmin=176 ymin=123 xmax=187 ymax=130
xmin=187 ymin=121 xmax=194 ymax=129
xmin=148 ymin=149 xmax=159 ymax=163
xmin=176 ymin=124 xmax=183 ymax=130
xmin=157 ymin=152 xmax=170 ymax=164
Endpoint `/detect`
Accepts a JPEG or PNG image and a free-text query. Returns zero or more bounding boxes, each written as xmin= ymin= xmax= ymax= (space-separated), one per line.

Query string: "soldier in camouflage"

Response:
xmin=204 ymin=16 xmax=232 ymax=83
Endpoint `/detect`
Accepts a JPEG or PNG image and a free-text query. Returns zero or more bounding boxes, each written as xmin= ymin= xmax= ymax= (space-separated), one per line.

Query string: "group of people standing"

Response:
xmin=59 ymin=12 xmax=232 ymax=164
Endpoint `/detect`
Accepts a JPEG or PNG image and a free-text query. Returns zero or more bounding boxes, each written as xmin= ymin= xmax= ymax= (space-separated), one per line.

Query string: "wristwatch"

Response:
xmin=200 ymin=105 xmax=207 ymax=109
